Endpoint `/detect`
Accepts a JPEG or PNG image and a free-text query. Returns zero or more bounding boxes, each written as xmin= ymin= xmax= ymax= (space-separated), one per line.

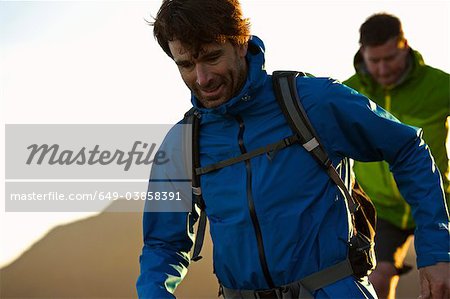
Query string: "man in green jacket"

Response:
xmin=344 ymin=13 xmax=449 ymax=299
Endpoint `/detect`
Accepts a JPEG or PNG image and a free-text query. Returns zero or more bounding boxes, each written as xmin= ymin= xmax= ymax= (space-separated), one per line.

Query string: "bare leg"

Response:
xmin=369 ymin=261 xmax=399 ymax=299
xmin=371 ymin=219 xmax=414 ymax=299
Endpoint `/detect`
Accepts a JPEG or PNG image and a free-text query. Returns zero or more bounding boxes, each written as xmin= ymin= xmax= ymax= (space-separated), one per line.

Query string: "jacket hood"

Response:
xmin=351 ymin=48 xmax=426 ymax=92
xmin=190 ymin=35 xmax=267 ymax=114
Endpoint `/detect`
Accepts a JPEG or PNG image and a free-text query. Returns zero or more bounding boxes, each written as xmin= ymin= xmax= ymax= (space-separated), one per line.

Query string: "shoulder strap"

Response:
xmin=184 ymin=108 xmax=207 ymax=262
xmin=272 ymin=71 xmax=358 ymax=213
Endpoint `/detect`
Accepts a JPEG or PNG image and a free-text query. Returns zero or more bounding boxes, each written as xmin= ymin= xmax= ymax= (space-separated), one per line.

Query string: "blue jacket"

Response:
xmin=136 ymin=36 xmax=449 ymax=298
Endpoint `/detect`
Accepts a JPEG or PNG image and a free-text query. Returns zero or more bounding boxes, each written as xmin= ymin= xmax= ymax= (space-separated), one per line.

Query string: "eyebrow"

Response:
xmin=174 ymin=59 xmax=190 ymax=66
xmin=200 ymin=49 xmax=223 ymax=60
xmin=369 ymin=52 xmax=397 ymax=62
xmin=175 ymin=49 xmax=223 ymax=66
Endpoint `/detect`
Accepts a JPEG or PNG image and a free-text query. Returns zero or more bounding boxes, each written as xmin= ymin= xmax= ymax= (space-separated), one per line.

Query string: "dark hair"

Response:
xmin=359 ymin=13 xmax=404 ymax=46
xmin=150 ymin=0 xmax=251 ymax=58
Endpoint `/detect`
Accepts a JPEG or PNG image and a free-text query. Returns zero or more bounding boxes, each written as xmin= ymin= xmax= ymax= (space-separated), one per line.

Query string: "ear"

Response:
xmin=403 ymin=39 xmax=409 ymax=49
xmin=398 ymin=38 xmax=409 ymax=50
xmin=359 ymin=46 xmax=365 ymax=54
xmin=238 ymin=42 xmax=248 ymax=58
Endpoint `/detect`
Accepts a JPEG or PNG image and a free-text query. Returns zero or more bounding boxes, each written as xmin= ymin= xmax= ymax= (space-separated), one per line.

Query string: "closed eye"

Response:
xmin=176 ymin=61 xmax=194 ymax=69
xmin=201 ymin=50 xmax=223 ymax=63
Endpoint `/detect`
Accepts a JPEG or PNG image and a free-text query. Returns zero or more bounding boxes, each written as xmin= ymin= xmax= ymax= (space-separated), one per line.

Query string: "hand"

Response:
xmin=418 ymin=262 xmax=449 ymax=299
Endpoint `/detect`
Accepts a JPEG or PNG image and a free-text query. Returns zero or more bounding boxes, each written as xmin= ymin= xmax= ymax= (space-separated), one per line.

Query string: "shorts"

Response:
xmin=374 ymin=218 xmax=415 ymax=275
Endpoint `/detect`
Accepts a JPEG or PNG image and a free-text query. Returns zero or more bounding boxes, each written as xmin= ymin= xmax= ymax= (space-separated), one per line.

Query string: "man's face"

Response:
xmin=168 ymin=40 xmax=248 ymax=109
xmin=361 ymin=37 xmax=409 ymax=87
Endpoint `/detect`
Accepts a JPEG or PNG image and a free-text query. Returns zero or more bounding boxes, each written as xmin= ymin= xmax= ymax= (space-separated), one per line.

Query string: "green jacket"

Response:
xmin=344 ymin=49 xmax=449 ymax=229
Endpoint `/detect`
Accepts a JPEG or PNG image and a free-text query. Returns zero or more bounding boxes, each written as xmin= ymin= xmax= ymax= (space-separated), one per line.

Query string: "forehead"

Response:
xmin=168 ymin=40 xmax=229 ymax=60
xmin=362 ymin=38 xmax=401 ymax=58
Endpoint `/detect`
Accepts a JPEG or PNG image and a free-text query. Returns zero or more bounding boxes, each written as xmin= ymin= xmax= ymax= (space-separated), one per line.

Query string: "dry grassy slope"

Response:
xmin=0 ymin=202 xmax=419 ymax=298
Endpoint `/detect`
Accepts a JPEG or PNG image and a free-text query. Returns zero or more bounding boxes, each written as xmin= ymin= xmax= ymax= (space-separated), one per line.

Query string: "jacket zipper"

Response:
xmin=235 ymin=115 xmax=276 ymax=289
xmin=384 ymin=91 xmax=391 ymax=112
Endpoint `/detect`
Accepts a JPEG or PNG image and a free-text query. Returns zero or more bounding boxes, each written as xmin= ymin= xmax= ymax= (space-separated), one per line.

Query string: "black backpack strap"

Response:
xmin=195 ymin=134 xmax=300 ymax=175
xmin=182 ymin=109 xmax=194 ymax=180
xmin=272 ymin=71 xmax=358 ymax=213
xmin=183 ymin=108 xmax=207 ymax=262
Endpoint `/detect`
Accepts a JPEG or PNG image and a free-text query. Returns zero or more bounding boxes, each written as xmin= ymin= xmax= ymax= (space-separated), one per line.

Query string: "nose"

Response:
xmin=378 ymin=61 xmax=389 ymax=76
xmin=195 ymin=64 xmax=213 ymax=88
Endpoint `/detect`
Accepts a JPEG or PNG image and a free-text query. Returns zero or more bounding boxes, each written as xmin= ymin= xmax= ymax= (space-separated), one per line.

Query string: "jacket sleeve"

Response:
xmin=304 ymin=78 xmax=449 ymax=268
xmin=136 ymin=124 xmax=196 ymax=298
xmin=136 ymin=209 xmax=195 ymax=298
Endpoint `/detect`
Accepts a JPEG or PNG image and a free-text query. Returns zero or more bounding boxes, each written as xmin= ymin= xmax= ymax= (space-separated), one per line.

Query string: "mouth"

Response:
xmin=377 ymin=75 xmax=395 ymax=85
xmin=200 ymin=84 xmax=224 ymax=100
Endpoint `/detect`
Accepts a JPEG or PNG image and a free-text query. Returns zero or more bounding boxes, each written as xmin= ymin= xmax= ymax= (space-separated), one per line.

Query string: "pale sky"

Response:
xmin=1 ymin=0 xmax=449 ymax=267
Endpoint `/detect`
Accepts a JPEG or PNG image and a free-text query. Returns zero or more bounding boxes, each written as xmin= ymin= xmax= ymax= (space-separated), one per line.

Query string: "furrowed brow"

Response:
xmin=174 ymin=58 xmax=193 ymax=67
xmin=200 ymin=49 xmax=223 ymax=60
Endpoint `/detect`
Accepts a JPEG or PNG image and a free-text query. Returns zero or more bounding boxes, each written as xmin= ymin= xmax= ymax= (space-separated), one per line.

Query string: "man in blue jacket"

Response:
xmin=137 ymin=0 xmax=449 ymax=298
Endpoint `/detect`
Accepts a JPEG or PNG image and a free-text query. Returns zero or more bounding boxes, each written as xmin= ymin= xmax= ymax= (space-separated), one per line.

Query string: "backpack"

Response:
xmin=184 ymin=71 xmax=377 ymax=279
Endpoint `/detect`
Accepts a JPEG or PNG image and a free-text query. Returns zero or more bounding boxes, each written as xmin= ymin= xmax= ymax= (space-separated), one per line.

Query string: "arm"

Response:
xmin=136 ymin=124 xmax=196 ymax=298
xmin=136 ymin=210 xmax=195 ymax=298
xmin=302 ymin=78 xmax=449 ymax=285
